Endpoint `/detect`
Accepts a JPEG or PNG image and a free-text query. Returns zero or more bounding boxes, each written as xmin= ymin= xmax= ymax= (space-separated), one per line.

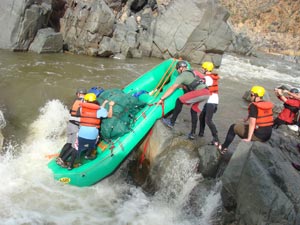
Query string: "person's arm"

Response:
xmin=276 ymin=89 xmax=288 ymax=102
xmin=157 ymin=83 xmax=180 ymax=104
xmin=243 ymin=117 xmax=256 ymax=142
xmin=107 ymin=101 xmax=115 ymax=118
xmin=284 ymin=90 xmax=300 ymax=100
xmin=101 ymin=100 xmax=109 ymax=107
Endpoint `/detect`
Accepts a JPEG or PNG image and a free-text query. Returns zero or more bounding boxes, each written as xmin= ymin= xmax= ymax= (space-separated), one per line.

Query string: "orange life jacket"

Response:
xmin=69 ymin=98 xmax=84 ymax=117
xmin=80 ymin=102 xmax=101 ymax=128
xmin=207 ymin=73 xmax=219 ymax=94
xmin=249 ymin=101 xmax=274 ymax=128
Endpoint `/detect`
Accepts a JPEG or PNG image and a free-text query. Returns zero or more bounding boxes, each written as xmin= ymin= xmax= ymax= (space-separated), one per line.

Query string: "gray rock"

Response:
xmin=221 ymin=133 xmax=300 ymax=225
xmin=61 ymin=0 xmax=115 ymax=53
xmin=29 ymin=28 xmax=63 ymax=53
xmin=0 ymin=0 xmax=250 ymax=64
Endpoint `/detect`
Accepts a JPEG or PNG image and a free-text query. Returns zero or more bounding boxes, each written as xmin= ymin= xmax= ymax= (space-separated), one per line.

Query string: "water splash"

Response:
xmin=0 ymin=110 xmax=6 ymax=129
xmin=220 ymin=54 xmax=300 ymax=85
xmin=0 ymin=99 xmax=205 ymax=225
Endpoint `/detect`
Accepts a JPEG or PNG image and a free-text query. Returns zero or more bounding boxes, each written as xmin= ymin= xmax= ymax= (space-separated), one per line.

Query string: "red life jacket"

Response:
xmin=278 ymin=98 xmax=300 ymax=124
xmin=249 ymin=101 xmax=274 ymax=128
xmin=80 ymin=102 xmax=101 ymax=128
xmin=206 ymin=73 xmax=219 ymax=94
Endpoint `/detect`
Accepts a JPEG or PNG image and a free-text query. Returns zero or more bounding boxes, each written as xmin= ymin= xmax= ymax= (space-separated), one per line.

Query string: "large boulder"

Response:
xmin=152 ymin=0 xmax=233 ymax=66
xmin=221 ymin=130 xmax=300 ymax=225
xmin=2 ymin=1 xmax=52 ymax=51
xmin=0 ymin=0 xmax=25 ymax=49
xmin=29 ymin=28 xmax=63 ymax=53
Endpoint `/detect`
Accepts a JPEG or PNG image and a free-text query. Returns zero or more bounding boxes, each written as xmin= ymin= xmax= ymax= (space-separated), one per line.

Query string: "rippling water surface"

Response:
xmin=0 ymin=50 xmax=299 ymax=224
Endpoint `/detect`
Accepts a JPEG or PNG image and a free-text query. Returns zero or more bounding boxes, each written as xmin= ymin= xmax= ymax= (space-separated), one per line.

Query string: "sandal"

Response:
xmin=208 ymin=141 xmax=219 ymax=146
xmin=217 ymin=144 xmax=228 ymax=155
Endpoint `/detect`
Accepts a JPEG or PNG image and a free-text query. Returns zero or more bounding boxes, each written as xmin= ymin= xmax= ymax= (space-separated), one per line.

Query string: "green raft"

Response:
xmin=48 ymin=58 xmax=184 ymax=187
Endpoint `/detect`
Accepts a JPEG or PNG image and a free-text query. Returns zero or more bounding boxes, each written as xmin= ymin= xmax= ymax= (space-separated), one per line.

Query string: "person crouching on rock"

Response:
xmin=217 ymin=86 xmax=274 ymax=155
xmin=68 ymin=93 xmax=114 ymax=170
xmin=273 ymin=88 xmax=300 ymax=129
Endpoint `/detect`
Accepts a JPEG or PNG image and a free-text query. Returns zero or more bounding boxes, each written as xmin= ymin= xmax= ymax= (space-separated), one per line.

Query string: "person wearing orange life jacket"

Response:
xmin=56 ymin=87 xmax=87 ymax=168
xmin=217 ymin=86 xmax=274 ymax=155
xmin=65 ymin=93 xmax=115 ymax=170
xmin=198 ymin=62 xmax=220 ymax=145
xmin=273 ymin=88 xmax=300 ymax=129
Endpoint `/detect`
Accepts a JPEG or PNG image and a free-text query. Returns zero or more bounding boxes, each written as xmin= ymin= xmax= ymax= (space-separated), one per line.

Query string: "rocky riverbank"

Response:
xmin=1 ymin=0 xmax=299 ymax=63
xmin=132 ymin=112 xmax=300 ymax=224
xmin=219 ymin=0 xmax=300 ymax=60
xmin=0 ymin=0 xmax=255 ymax=67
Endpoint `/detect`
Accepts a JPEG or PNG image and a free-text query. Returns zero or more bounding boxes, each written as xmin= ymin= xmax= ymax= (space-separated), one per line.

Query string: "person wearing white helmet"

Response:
xmin=56 ymin=87 xmax=87 ymax=168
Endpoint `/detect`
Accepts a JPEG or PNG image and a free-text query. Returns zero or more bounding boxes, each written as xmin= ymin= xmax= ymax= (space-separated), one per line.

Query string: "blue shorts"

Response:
xmin=78 ymin=137 xmax=97 ymax=154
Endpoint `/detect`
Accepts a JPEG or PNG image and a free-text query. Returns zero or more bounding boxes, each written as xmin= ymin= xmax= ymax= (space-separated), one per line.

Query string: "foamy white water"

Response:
xmin=220 ymin=54 xmax=300 ymax=86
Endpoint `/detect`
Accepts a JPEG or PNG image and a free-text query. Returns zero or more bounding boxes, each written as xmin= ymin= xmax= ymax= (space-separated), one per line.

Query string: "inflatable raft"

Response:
xmin=48 ymin=58 xmax=184 ymax=187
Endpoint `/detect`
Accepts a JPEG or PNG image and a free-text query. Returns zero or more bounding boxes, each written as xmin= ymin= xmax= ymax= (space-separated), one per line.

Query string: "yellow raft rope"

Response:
xmin=149 ymin=58 xmax=177 ymax=96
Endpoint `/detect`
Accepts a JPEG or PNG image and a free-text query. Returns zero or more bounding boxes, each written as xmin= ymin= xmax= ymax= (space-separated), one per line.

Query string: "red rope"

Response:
xmin=139 ymin=128 xmax=154 ymax=167
xmin=161 ymin=101 xmax=165 ymax=117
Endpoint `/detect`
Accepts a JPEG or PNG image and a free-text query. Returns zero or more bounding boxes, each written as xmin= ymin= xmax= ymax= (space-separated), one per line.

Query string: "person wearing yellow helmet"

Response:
xmin=84 ymin=93 xmax=97 ymax=102
xmin=217 ymin=85 xmax=274 ymax=155
xmin=66 ymin=93 xmax=115 ymax=170
xmin=199 ymin=61 xmax=220 ymax=146
xmin=202 ymin=61 xmax=214 ymax=72
xmin=56 ymin=87 xmax=87 ymax=168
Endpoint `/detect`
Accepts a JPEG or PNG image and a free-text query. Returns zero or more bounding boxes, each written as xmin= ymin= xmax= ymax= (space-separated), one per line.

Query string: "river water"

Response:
xmin=0 ymin=50 xmax=299 ymax=224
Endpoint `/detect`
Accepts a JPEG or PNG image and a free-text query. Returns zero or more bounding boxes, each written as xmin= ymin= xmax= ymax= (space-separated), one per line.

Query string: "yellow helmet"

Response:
xmin=251 ymin=86 xmax=265 ymax=97
xmin=202 ymin=61 xmax=214 ymax=72
xmin=84 ymin=93 xmax=97 ymax=102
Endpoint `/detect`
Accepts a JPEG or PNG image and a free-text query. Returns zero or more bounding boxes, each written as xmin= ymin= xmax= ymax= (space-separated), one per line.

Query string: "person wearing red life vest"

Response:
xmin=218 ymin=86 xmax=274 ymax=155
xmin=273 ymin=88 xmax=300 ymax=128
xmin=56 ymin=87 xmax=87 ymax=168
xmin=198 ymin=62 xmax=220 ymax=146
xmin=157 ymin=60 xmax=210 ymax=140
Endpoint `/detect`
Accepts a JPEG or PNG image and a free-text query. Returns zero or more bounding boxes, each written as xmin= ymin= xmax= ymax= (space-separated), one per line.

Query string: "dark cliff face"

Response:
xmin=219 ymin=0 xmax=300 ymax=56
xmin=49 ymin=0 xmax=67 ymax=32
